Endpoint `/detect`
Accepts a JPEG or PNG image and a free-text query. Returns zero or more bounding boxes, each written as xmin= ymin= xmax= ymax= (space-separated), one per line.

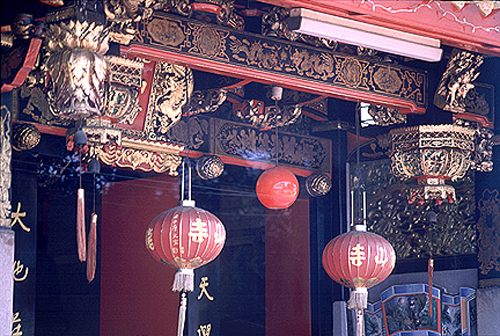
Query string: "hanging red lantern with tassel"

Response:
xmin=145 ymin=199 xmax=226 ymax=335
xmin=322 ymin=225 xmax=396 ymax=336
xmin=256 ymin=166 xmax=299 ymax=210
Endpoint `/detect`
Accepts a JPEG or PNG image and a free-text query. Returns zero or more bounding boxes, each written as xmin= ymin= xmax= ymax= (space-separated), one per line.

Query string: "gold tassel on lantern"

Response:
xmin=86 ymin=212 xmax=97 ymax=282
xmin=77 ymin=188 xmax=87 ymax=262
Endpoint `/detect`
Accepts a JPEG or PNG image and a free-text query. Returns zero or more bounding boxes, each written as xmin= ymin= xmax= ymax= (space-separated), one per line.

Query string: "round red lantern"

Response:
xmin=322 ymin=225 xmax=395 ymax=336
xmin=256 ymin=166 xmax=299 ymax=209
xmin=145 ymin=200 xmax=226 ymax=292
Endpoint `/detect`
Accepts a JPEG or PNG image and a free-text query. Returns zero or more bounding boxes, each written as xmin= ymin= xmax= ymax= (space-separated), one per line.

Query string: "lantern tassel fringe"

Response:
xmin=77 ymin=188 xmax=87 ymax=262
xmin=177 ymin=292 xmax=188 ymax=336
xmin=172 ymin=269 xmax=194 ymax=292
xmin=348 ymin=287 xmax=368 ymax=310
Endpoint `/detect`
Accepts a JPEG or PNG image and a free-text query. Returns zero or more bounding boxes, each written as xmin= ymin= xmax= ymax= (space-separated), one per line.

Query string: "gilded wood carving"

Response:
xmin=145 ymin=62 xmax=194 ymax=138
xmin=132 ymin=13 xmax=428 ymax=112
xmin=43 ymin=20 xmax=110 ymax=120
xmin=213 ymin=118 xmax=330 ymax=172
xmin=355 ymin=160 xmax=476 ymax=259
xmin=477 ymin=189 xmax=500 ymax=275
xmin=0 ymin=105 xmax=12 ymax=227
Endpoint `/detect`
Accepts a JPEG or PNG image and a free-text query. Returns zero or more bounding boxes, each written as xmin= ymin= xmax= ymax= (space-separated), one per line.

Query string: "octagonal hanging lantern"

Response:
xmin=390 ymin=124 xmax=475 ymax=204
xmin=322 ymin=225 xmax=396 ymax=336
xmin=256 ymin=166 xmax=299 ymax=209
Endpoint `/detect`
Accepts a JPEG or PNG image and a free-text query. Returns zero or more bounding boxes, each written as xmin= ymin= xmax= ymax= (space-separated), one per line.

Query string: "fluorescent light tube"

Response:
xmin=288 ymin=8 xmax=443 ymax=62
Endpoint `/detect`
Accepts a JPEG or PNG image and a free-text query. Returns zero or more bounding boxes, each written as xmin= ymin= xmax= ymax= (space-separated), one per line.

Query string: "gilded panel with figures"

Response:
xmin=135 ymin=13 xmax=427 ymax=110
xmin=213 ymin=118 xmax=330 ymax=173
xmin=353 ymin=160 xmax=476 ymax=259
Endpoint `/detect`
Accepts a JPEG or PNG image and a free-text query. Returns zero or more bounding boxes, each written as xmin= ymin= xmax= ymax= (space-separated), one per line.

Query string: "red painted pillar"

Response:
xmin=100 ymin=175 xmax=179 ymax=336
xmin=265 ymin=196 xmax=311 ymax=336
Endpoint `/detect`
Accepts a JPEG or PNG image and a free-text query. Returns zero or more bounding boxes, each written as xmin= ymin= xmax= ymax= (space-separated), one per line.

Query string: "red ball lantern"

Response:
xmin=256 ymin=166 xmax=299 ymax=209
xmin=145 ymin=200 xmax=226 ymax=291
xmin=322 ymin=225 xmax=396 ymax=336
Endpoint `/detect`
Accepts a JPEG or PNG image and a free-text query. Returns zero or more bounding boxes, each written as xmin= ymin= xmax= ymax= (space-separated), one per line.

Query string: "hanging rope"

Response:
xmin=354 ymin=103 xmax=364 ymax=229
xmin=76 ymin=122 xmax=87 ymax=263
xmin=350 ymin=103 xmax=368 ymax=336
xmin=427 ymin=211 xmax=437 ymax=318
xmin=87 ymin=163 xmax=99 ymax=282
xmin=275 ymin=99 xmax=279 ymax=167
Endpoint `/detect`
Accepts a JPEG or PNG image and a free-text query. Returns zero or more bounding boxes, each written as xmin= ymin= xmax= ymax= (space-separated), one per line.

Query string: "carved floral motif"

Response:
xmin=138 ymin=14 xmax=427 ymax=110
xmin=89 ymin=138 xmax=183 ymax=175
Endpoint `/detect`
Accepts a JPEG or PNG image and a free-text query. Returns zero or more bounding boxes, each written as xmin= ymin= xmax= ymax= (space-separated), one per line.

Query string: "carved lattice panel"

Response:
xmin=352 ymin=160 xmax=477 ymax=259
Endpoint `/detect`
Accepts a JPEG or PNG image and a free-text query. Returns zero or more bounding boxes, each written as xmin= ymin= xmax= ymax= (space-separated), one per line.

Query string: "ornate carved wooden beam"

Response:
xmin=122 ymin=12 xmax=428 ymax=114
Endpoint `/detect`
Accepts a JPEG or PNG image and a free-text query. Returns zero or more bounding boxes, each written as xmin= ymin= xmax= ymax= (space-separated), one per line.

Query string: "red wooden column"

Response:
xmin=265 ymin=196 xmax=311 ymax=336
xmin=100 ymin=175 xmax=179 ymax=336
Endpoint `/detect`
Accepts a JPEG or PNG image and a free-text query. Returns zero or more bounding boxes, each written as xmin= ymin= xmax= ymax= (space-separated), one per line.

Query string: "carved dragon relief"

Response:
xmin=103 ymin=0 xmax=244 ymax=44
xmin=144 ymin=61 xmax=194 ymax=140
xmin=434 ymin=50 xmax=484 ymax=114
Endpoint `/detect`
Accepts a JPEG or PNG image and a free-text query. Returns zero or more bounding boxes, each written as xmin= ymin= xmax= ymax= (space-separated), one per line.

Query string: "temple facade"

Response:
xmin=1 ymin=1 xmax=499 ymax=335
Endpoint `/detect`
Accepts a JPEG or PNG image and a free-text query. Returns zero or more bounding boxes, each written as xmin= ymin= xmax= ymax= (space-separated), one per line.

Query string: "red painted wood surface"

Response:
xmin=101 ymin=175 xmax=180 ymax=336
xmin=1 ymin=38 xmax=42 ymax=93
xmin=265 ymin=196 xmax=311 ymax=336
xmin=260 ymin=0 xmax=500 ymax=56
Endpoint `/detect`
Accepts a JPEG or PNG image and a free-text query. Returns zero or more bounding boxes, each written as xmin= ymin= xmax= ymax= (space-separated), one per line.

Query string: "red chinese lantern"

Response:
xmin=146 ymin=199 xmax=226 ymax=336
xmin=322 ymin=225 xmax=396 ymax=336
xmin=146 ymin=199 xmax=226 ymax=290
xmin=256 ymin=166 xmax=299 ymax=209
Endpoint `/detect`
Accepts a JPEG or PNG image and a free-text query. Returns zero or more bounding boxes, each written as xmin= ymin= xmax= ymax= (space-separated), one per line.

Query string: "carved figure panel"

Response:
xmin=434 ymin=50 xmax=484 ymax=114
xmin=477 ymin=189 xmax=500 ymax=276
xmin=134 ymin=13 xmax=427 ymax=112
xmin=214 ymin=118 xmax=330 ymax=172
xmin=368 ymin=105 xmax=406 ymax=127
xmin=104 ymin=56 xmax=144 ymax=125
xmin=144 ymin=61 xmax=194 ymax=139
xmin=354 ymin=160 xmax=476 ymax=259
xmin=362 ymin=285 xmax=477 ymax=336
